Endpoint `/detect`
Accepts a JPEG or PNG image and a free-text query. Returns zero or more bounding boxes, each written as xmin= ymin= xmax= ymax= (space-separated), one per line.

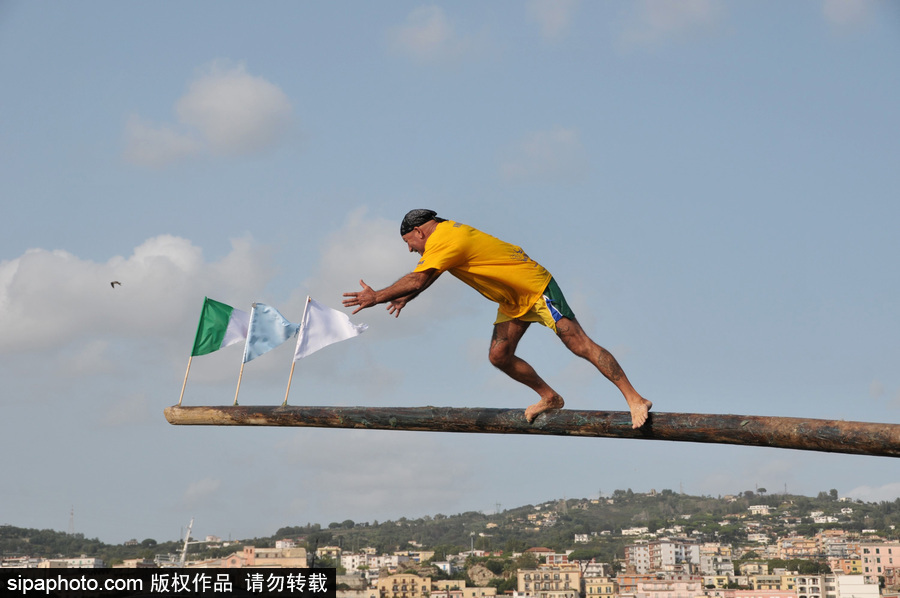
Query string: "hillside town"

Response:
xmin=328 ymin=528 xmax=897 ymax=598
xmin=4 ymin=492 xmax=900 ymax=598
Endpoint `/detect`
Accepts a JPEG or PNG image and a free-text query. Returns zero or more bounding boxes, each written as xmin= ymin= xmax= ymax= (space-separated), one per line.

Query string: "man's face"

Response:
xmin=402 ymin=228 xmax=428 ymax=255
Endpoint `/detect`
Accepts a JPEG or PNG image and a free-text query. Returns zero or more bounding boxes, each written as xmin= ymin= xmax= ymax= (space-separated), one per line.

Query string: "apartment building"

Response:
xmin=584 ymin=577 xmax=616 ymax=598
xmin=819 ymin=536 xmax=856 ymax=560
xmin=794 ymin=574 xmax=826 ymax=598
xmin=341 ymin=552 xmax=412 ymax=574
xmin=517 ymin=565 xmax=582 ymax=598
xmin=740 ymin=562 xmax=769 ymax=576
xmin=432 ymin=580 xmax=497 ymax=598
xmin=525 ymin=547 xmax=557 ymax=561
xmin=377 ymin=574 xmax=432 ymax=598
xmin=780 ymin=537 xmax=820 ymax=560
xmin=748 ymin=575 xmax=787 ymax=591
xmin=222 ymin=546 xmax=308 ymax=568
xmin=37 ymin=557 xmax=103 ymax=568
xmin=396 ymin=550 xmax=435 ymax=563
xmin=700 ymin=543 xmax=735 ymax=579
xmin=581 ymin=560 xmax=612 ymax=578
xmin=702 ymin=575 xmax=733 ymax=589
xmin=617 ymin=573 xmax=703 ymax=598
xmin=624 ymin=540 xmax=700 ymax=574
xmin=860 ymin=542 xmax=900 ymax=584
xmin=545 ymin=553 xmax=570 ymax=566
xmin=318 ymin=546 xmax=343 ymax=560
xmin=834 ymin=574 xmax=879 ymax=598
xmin=828 ymin=556 xmax=861 ymax=575
xmin=763 ymin=573 xmax=880 ymax=598
xmin=626 ymin=542 xmax=652 ymax=574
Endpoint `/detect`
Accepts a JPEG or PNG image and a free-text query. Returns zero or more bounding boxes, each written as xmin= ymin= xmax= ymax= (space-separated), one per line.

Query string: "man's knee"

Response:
xmin=488 ymin=342 xmax=513 ymax=369
xmin=490 ymin=321 xmax=527 ymax=370
xmin=557 ymin=317 xmax=595 ymax=358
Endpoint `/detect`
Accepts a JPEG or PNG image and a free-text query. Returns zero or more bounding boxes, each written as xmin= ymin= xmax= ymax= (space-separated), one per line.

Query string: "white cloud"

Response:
xmin=822 ymin=0 xmax=873 ymax=27
xmin=501 ymin=127 xmax=588 ymax=182
xmin=176 ymin=61 xmax=294 ymax=156
xmin=122 ymin=116 xmax=201 ymax=169
xmin=846 ymin=482 xmax=900 ymax=503
xmin=388 ymin=6 xmax=477 ymax=63
xmin=528 ymin=0 xmax=580 ymax=41
xmin=298 ymin=207 xmax=470 ymax=328
xmin=182 ymin=477 xmax=222 ymax=509
xmin=301 ymin=208 xmax=408 ymax=303
xmin=124 ymin=61 xmax=293 ymax=167
xmin=285 ymin=209 xmax=479 ymax=394
xmin=0 ymin=234 xmax=274 ymax=355
xmin=619 ymin=0 xmax=722 ymax=48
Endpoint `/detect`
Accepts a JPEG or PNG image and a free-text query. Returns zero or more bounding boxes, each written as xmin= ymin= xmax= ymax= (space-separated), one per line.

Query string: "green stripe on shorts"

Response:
xmin=544 ymin=277 xmax=576 ymax=321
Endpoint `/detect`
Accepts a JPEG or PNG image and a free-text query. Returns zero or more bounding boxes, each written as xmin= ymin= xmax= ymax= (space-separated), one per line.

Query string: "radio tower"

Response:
xmin=68 ymin=506 xmax=75 ymax=535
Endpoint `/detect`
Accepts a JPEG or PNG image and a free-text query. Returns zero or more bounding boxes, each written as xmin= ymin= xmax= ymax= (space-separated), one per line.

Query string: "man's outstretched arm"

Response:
xmin=342 ymin=269 xmax=441 ymax=315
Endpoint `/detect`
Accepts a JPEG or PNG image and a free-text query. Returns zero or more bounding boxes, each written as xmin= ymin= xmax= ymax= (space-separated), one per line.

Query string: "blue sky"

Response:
xmin=1 ymin=1 xmax=898 ymax=545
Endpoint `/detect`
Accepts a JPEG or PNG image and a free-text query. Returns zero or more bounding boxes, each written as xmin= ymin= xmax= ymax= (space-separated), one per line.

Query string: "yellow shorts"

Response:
xmin=493 ymin=278 xmax=575 ymax=333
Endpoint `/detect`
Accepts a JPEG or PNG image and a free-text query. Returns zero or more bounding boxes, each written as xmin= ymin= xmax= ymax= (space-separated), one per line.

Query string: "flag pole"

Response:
xmin=180 ymin=296 xmax=209 ymax=407
xmin=282 ymin=362 xmax=296 ymax=407
xmin=234 ymin=362 xmax=245 ymax=406
xmin=178 ymin=356 xmax=193 ymax=406
xmin=234 ymin=302 xmax=257 ymax=406
xmin=283 ymin=296 xmax=312 ymax=406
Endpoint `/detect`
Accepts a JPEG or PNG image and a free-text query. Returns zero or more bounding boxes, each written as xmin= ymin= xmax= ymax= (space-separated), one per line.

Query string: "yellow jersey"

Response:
xmin=413 ymin=221 xmax=552 ymax=319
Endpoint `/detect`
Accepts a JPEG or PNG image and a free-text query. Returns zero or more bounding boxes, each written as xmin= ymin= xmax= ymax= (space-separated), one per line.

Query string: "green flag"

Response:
xmin=191 ymin=297 xmax=250 ymax=356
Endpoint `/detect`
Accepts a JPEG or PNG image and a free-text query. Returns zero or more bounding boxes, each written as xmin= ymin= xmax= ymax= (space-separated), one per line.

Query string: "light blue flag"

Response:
xmin=242 ymin=303 xmax=300 ymax=363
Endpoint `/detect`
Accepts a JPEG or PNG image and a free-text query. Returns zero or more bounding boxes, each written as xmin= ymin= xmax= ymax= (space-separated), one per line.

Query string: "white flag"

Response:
xmin=243 ymin=303 xmax=300 ymax=363
xmin=294 ymin=297 xmax=367 ymax=361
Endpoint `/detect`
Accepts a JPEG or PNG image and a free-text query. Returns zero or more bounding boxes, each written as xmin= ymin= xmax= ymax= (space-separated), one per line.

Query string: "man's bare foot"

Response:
xmin=525 ymin=394 xmax=565 ymax=423
xmin=628 ymin=397 xmax=653 ymax=429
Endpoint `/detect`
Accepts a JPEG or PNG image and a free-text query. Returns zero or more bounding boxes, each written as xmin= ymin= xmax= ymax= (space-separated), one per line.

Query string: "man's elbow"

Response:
xmin=410 ymin=269 xmax=438 ymax=290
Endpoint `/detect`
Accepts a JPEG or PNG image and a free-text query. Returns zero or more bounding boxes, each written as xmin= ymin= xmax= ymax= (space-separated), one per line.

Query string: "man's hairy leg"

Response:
xmin=555 ymin=317 xmax=652 ymax=429
xmin=489 ymin=320 xmax=564 ymax=422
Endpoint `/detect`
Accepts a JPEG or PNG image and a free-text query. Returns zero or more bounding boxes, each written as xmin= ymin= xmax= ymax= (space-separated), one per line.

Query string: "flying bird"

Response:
xmin=110 ymin=281 xmax=122 ymax=288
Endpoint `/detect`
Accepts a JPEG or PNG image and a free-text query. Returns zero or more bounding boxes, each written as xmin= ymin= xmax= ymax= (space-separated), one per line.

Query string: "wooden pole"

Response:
xmin=233 ymin=363 xmax=245 ymax=406
xmin=177 ymin=356 xmax=193 ymax=407
xmin=163 ymin=405 xmax=900 ymax=459
xmin=283 ymin=297 xmax=311 ymax=407
xmin=283 ymin=362 xmax=296 ymax=407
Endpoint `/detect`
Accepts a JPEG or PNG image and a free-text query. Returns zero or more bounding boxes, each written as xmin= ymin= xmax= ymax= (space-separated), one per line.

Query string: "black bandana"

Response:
xmin=400 ymin=209 xmax=445 ymax=236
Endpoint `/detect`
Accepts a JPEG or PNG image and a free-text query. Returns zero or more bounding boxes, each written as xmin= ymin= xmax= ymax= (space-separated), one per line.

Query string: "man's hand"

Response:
xmin=342 ymin=270 xmax=438 ymax=316
xmin=387 ymin=296 xmax=409 ymax=318
xmin=342 ymin=279 xmax=377 ymax=314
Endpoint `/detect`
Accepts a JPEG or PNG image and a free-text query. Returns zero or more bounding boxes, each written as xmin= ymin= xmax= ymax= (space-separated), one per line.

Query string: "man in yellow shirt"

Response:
xmin=342 ymin=209 xmax=652 ymax=429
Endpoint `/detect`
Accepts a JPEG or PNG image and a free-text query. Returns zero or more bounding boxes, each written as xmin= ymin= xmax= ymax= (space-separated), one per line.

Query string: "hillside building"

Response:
xmin=617 ymin=573 xmax=703 ymax=598
xmin=860 ymin=541 xmax=900 ymax=584
xmin=517 ymin=565 xmax=582 ymax=598
xmin=377 ymin=574 xmax=431 ymax=598
xmin=624 ymin=540 xmax=700 ymax=574
xmin=221 ymin=546 xmax=307 ymax=568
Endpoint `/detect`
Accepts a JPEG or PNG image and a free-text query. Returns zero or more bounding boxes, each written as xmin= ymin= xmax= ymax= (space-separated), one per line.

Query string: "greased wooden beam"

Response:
xmin=163 ymin=405 xmax=900 ymax=458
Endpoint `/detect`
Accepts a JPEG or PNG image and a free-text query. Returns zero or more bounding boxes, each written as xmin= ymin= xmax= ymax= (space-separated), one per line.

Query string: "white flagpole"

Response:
xmin=283 ymin=296 xmax=312 ymax=406
xmin=233 ymin=362 xmax=245 ymax=406
xmin=234 ymin=303 xmax=257 ymax=406
xmin=178 ymin=355 xmax=193 ymax=406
